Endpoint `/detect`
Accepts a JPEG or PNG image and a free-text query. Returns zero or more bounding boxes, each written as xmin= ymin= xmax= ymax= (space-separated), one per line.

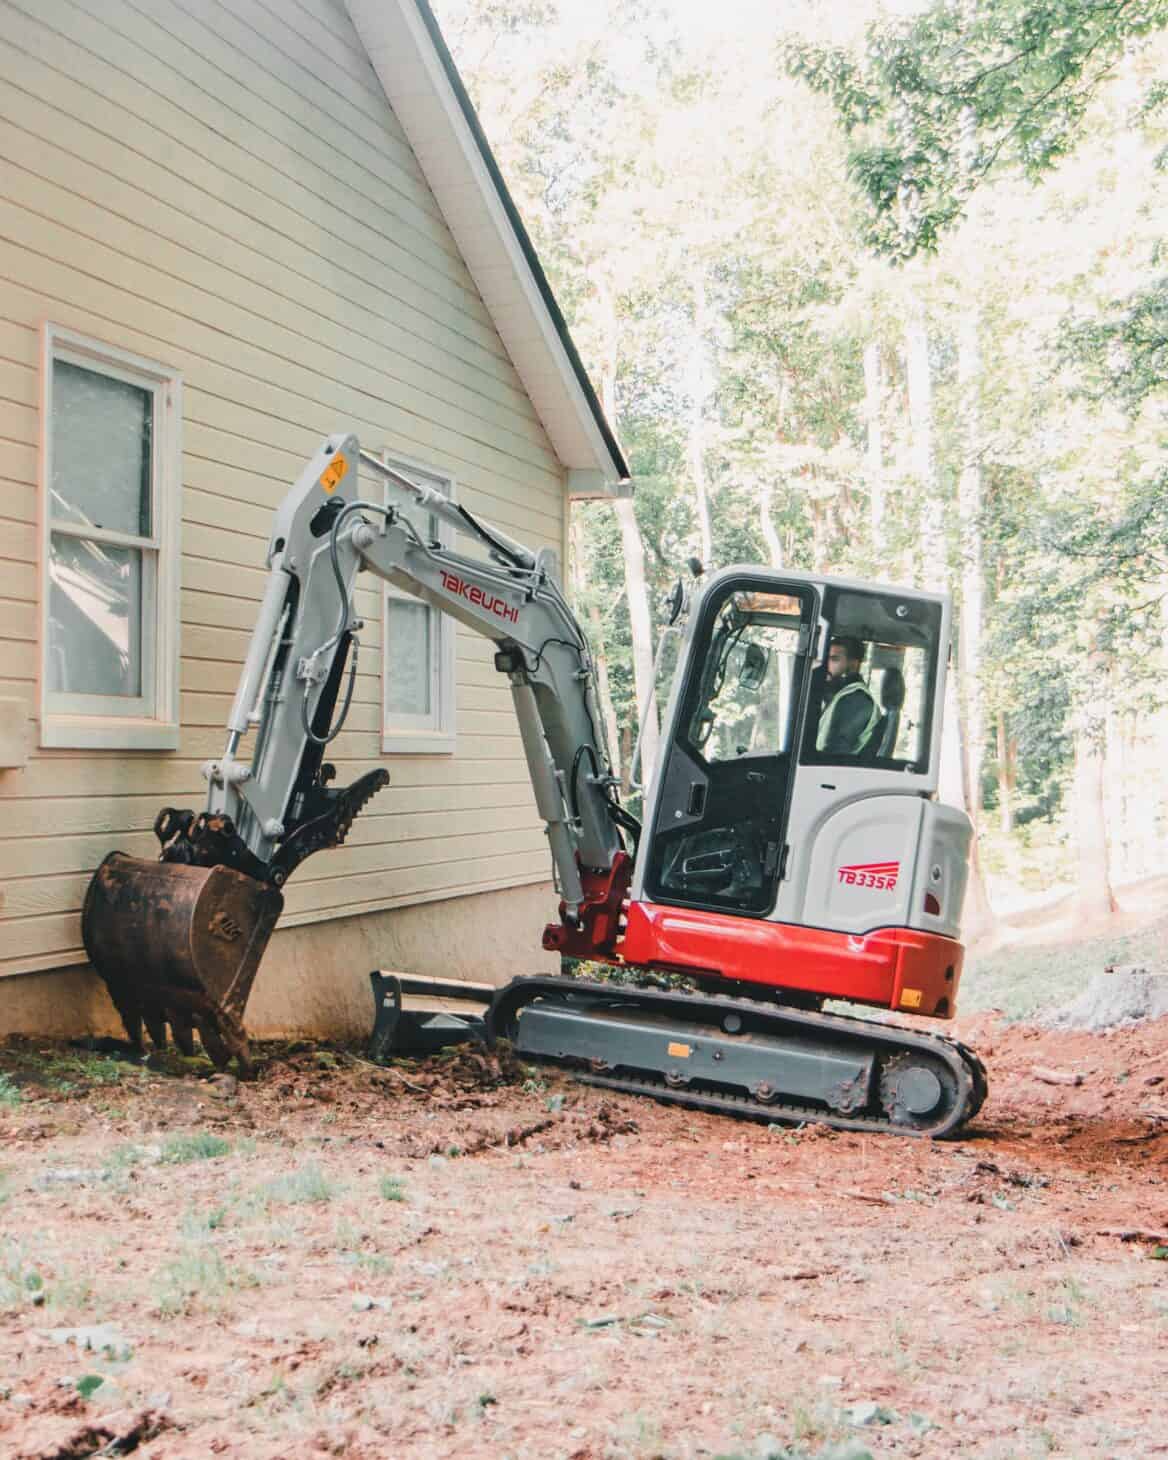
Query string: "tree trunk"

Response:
xmin=996 ymin=712 xmax=1015 ymax=834
xmin=955 ymin=308 xmax=994 ymax=936
xmin=614 ymin=493 xmax=660 ymax=787
xmin=594 ymin=276 xmax=660 ymax=790
xmin=904 ymin=298 xmax=945 ymax=590
xmin=686 ymin=272 xmax=714 ymax=569
xmin=568 ymin=511 xmax=622 ymax=785
xmin=587 ymin=601 xmax=622 ymax=786
xmin=862 ymin=339 xmax=885 ymax=552
xmin=760 ymin=479 xmax=783 ymax=567
xmin=956 ymin=308 xmax=985 ymax=824
xmin=1073 ymin=728 xmax=1119 ymax=925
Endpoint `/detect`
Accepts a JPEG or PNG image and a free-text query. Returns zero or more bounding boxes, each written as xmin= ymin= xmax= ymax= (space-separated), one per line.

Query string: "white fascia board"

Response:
xmin=345 ymin=0 xmax=627 ymax=494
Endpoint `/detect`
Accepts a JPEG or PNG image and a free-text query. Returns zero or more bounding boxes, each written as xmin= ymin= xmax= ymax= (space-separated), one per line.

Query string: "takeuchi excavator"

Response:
xmin=82 ymin=434 xmax=987 ymax=1137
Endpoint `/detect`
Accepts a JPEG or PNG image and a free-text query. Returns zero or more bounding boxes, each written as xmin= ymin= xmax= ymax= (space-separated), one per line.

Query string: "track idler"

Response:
xmin=81 ymin=852 xmax=283 ymax=1075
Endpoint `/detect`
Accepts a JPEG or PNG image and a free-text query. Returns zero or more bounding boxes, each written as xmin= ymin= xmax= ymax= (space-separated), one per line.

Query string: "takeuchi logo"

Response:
xmin=438 ymin=569 xmax=519 ymax=624
xmin=837 ymin=861 xmax=899 ymax=891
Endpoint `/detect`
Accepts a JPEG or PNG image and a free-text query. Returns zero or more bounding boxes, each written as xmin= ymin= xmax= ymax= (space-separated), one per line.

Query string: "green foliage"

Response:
xmin=786 ymin=0 xmax=1168 ymax=256
xmin=1062 ymin=275 xmax=1168 ymax=410
xmin=0 ymin=1075 xmax=21 ymax=1108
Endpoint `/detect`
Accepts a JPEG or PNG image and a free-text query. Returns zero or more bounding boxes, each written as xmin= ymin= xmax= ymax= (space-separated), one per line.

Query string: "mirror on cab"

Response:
xmin=737 ymin=641 xmax=770 ymax=693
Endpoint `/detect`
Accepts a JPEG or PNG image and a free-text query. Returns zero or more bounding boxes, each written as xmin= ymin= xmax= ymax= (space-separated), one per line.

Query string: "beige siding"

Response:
xmin=0 ymin=0 xmax=567 ymax=975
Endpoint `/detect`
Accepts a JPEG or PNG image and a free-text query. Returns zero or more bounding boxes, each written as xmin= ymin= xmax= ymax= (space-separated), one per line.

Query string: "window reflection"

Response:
xmin=47 ymin=536 xmax=143 ymax=698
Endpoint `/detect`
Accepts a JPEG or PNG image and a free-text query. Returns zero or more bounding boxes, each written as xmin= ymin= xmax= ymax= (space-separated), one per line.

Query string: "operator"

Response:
xmin=816 ymin=636 xmax=880 ymax=756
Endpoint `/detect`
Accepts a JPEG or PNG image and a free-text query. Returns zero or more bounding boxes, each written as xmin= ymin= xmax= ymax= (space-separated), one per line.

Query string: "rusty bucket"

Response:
xmin=81 ymin=853 xmax=284 ymax=1074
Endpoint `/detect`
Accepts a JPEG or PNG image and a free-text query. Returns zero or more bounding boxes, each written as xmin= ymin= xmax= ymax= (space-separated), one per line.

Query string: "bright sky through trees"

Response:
xmin=436 ymin=0 xmax=1168 ymax=932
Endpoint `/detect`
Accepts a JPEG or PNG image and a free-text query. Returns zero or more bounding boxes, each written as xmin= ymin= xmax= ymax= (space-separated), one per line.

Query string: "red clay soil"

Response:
xmin=0 ymin=1015 xmax=1165 ymax=1460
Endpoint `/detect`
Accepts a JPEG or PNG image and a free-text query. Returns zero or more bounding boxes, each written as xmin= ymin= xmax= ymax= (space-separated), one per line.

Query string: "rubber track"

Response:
xmin=489 ymin=976 xmax=986 ymax=1139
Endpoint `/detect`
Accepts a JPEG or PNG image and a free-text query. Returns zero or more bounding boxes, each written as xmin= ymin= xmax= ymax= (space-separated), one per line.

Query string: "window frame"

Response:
xmin=379 ymin=449 xmax=457 ymax=756
xmin=39 ymin=325 xmax=182 ymax=751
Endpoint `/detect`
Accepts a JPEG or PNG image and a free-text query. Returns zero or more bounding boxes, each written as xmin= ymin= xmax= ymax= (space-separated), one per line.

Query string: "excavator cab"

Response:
xmin=647 ymin=579 xmax=816 ymax=915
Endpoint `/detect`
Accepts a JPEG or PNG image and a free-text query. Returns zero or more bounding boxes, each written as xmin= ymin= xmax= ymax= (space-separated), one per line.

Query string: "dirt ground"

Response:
xmin=1 ymin=1014 xmax=1166 ymax=1460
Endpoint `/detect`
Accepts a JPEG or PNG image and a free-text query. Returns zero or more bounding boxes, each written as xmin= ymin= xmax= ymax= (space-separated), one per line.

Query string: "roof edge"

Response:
xmin=410 ymin=0 xmax=629 ymax=485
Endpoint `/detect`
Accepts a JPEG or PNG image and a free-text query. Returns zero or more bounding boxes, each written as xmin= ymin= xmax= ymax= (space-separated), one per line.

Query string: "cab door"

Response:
xmin=642 ymin=575 xmax=818 ymax=917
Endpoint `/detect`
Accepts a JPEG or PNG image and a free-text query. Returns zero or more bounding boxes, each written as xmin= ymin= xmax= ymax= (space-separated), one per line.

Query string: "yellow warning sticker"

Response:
xmin=667 ymin=1041 xmax=692 ymax=1058
xmin=899 ymin=987 xmax=924 ymax=1009
xmin=319 ymin=456 xmax=347 ymax=494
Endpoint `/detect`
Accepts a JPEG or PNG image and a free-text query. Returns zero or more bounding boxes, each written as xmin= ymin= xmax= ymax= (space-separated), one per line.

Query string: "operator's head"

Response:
xmin=827 ymin=635 xmax=865 ymax=683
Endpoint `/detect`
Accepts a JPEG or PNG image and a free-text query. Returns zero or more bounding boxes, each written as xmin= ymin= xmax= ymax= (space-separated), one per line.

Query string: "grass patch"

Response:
xmin=378 ymin=1175 xmax=407 ymax=1202
xmin=0 ymin=1244 xmax=44 ymax=1313
xmin=960 ymin=910 xmax=1168 ymax=1020
xmin=103 ymin=1143 xmax=147 ymax=1174
xmin=155 ymin=1244 xmax=258 ymax=1317
xmin=255 ymin=1162 xmax=335 ymax=1207
xmin=160 ymin=1131 xmax=232 ymax=1164
xmin=181 ymin=1205 xmax=227 ymax=1239
xmin=0 ymin=1243 xmax=90 ymax=1314
xmin=39 ymin=1050 xmax=141 ymax=1091
xmin=0 ymin=1074 xmax=22 ymax=1108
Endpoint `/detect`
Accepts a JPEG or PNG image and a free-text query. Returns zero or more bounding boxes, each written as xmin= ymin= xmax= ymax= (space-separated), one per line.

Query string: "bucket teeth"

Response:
xmin=81 ymin=852 xmax=284 ymax=1074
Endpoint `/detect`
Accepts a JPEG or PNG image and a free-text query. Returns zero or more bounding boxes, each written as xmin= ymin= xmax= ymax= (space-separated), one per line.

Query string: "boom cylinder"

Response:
xmin=510 ymin=679 xmax=586 ymax=916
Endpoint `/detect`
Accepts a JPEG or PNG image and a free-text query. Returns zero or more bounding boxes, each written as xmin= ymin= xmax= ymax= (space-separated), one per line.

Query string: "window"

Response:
xmin=380 ymin=452 xmax=457 ymax=754
xmin=40 ymin=327 xmax=181 ymax=749
xmin=801 ymin=588 xmax=941 ymax=771
xmin=688 ymin=591 xmax=807 ymax=762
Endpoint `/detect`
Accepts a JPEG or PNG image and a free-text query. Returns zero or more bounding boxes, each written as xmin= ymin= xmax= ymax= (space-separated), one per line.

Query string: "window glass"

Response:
xmin=385 ymin=598 xmax=432 ymax=716
xmin=803 ymin=589 xmax=941 ymax=770
xmin=687 ymin=590 xmax=805 ymax=762
xmin=47 ymin=536 xmax=143 ymax=697
xmin=380 ymin=454 xmax=456 ymax=750
xmin=51 ymin=360 xmax=152 ymax=537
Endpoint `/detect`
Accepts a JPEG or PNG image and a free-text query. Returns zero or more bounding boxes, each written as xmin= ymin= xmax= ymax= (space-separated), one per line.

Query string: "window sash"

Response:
xmin=40 ymin=326 xmax=181 ymax=748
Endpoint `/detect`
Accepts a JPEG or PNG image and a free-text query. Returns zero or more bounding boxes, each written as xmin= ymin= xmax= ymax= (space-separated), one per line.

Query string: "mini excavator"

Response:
xmin=82 ymin=434 xmax=987 ymax=1136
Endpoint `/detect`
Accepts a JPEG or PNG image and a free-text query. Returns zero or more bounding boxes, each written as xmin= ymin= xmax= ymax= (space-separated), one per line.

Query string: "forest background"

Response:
xmin=433 ymin=0 xmax=1168 ymax=946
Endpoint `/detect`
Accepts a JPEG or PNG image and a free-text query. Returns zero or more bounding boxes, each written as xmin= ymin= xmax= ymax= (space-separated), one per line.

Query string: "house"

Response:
xmin=0 ymin=0 xmax=627 ymax=1040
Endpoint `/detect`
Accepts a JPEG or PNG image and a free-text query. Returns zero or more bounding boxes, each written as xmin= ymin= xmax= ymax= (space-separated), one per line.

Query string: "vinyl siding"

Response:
xmin=0 ymin=0 xmax=566 ymax=975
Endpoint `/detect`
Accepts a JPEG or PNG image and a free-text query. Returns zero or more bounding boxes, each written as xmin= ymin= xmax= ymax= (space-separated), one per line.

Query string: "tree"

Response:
xmin=785 ymin=0 xmax=1168 ymax=257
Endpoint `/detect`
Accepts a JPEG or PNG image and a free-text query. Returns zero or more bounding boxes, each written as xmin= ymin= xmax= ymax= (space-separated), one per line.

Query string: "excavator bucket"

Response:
xmin=81 ymin=852 xmax=284 ymax=1075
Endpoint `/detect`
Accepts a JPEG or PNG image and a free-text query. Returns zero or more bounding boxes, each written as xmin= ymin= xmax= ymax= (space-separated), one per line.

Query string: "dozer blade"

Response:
xmin=81 ymin=852 xmax=283 ymax=1075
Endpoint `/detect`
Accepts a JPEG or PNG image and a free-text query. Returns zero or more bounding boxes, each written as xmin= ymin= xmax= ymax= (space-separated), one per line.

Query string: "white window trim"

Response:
xmin=39 ymin=325 xmax=182 ymax=751
xmin=380 ymin=449 xmax=457 ymax=755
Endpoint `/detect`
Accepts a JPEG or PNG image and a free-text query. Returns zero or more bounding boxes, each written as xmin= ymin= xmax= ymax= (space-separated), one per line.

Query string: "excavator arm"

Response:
xmin=198 ymin=432 xmax=629 ymax=913
xmin=82 ymin=435 xmax=633 ymax=1067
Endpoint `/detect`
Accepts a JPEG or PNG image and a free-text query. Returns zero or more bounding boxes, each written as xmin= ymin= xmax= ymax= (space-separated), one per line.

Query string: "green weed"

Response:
xmin=255 ymin=1162 xmax=335 ymax=1207
xmin=155 ymin=1245 xmax=258 ymax=1317
xmin=103 ymin=1143 xmax=147 ymax=1173
xmin=181 ymin=1205 xmax=227 ymax=1239
xmin=0 ymin=1074 xmax=21 ymax=1107
xmin=0 ymin=1244 xmax=44 ymax=1312
xmin=38 ymin=1051 xmax=140 ymax=1091
xmin=159 ymin=1132 xmax=232 ymax=1164
xmin=379 ymin=1175 xmax=407 ymax=1202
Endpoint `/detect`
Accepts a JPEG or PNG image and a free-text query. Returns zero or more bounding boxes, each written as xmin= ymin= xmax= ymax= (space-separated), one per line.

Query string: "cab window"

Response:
xmin=802 ymin=589 xmax=941 ymax=771
xmin=688 ymin=593 xmax=806 ymax=762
